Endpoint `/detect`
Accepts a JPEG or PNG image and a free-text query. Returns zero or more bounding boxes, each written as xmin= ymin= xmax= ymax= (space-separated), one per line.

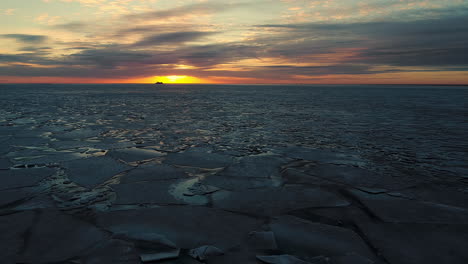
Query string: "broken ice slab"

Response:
xmin=80 ymin=239 xmax=140 ymax=264
xmin=140 ymin=249 xmax=180 ymax=262
xmin=330 ymin=253 xmax=374 ymax=264
xmin=16 ymin=210 xmax=108 ymax=264
xmin=0 ymin=186 xmax=42 ymax=208
xmin=282 ymin=168 xmax=338 ymax=186
xmin=349 ymin=189 xmax=468 ymax=224
xmin=8 ymin=136 xmax=50 ymax=147
xmin=111 ymin=231 xmax=181 ymax=262
xmin=198 ymin=154 xmax=287 ymax=190
xmin=170 ymin=178 xmax=212 ymax=206
xmin=120 ymin=164 xmax=188 ymax=183
xmin=248 ymin=231 xmax=278 ymax=250
xmin=48 ymin=140 xmax=98 ymax=151
xmin=11 ymin=194 xmax=57 ymax=211
xmin=0 ymin=157 xmax=12 ymax=169
xmin=107 ymin=147 xmax=165 ymax=163
xmin=270 ymin=216 xmax=376 ymax=260
xmin=10 ymin=151 xmax=94 ymax=166
xmin=355 ymin=220 xmax=468 ymax=264
xmin=53 ymin=128 xmax=102 ymax=140
xmin=220 ymin=154 xmax=287 ymax=179
xmin=9 ymin=117 xmax=36 ymax=125
xmin=49 ymin=139 xmax=134 ymax=151
xmin=96 ymin=206 xmax=260 ymax=250
xmin=1 ymin=167 xmax=55 ymax=191
xmin=62 ymin=156 xmax=132 ymax=188
xmin=304 ymin=163 xmax=415 ymax=190
xmin=394 ymin=183 xmax=468 ymax=209
xmin=0 ymin=210 xmax=36 ymax=262
xmin=212 ymin=186 xmax=350 ymax=217
xmin=257 ymin=254 xmax=314 ymax=264
xmin=164 ymin=147 xmax=233 ymax=168
xmin=189 ymin=245 xmax=224 ymax=261
xmin=114 ymin=231 xmax=177 ymax=249
xmin=201 ymin=175 xmax=279 ymax=191
xmin=0 ymin=136 xmax=13 ymax=155
xmin=183 ymin=182 xmax=220 ymax=196
xmin=278 ymin=146 xmax=365 ymax=166
xmin=112 ymin=180 xmax=187 ymax=205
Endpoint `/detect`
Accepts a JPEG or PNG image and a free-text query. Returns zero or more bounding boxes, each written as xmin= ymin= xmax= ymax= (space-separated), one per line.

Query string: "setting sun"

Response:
xmin=154 ymin=75 xmax=201 ymax=84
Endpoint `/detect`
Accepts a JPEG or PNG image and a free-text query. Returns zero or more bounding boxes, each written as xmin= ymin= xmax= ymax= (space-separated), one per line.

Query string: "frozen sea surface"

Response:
xmin=0 ymin=84 xmax=467 ymax=264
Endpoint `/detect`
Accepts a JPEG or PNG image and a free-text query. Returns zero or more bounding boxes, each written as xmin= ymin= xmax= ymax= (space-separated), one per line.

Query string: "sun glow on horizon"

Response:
xmin=152 ymin=75 xmax=202 ymax=84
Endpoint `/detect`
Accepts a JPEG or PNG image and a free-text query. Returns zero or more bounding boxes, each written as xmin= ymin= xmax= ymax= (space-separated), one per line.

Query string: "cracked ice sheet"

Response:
xmin=0 ymin=157 xmax=12 ymax=169
xmin=349 ymin=189 xmax=468 ymax=224
xmin=0 ymin=186 xmax=48 ymax=208
xmin=279 ymin=146 xmax=366 ymax=166
xmin=107 ymin=147 xmax=165 ymax=163
xmin=1 ymin=167 xmax=55 ymax=191
xmin=0 ymin=210 xmax=36 ymax=262
xmin=164 ymin=148 xmax=233 ymax=169
xmin=62 ymin=156 xmax=132 ymax=188
xmin=4 ymin=209 xmax=108 ymax=264
xmin=96 ymin=206 xmax=261 ymax=250
xmin=303 ymin=163 xmax=418 ymax=190
xmin=80 ymin=239 xmax=140 ymax=264
xmin=111 ymin=180 xmax=187 ymax=205
xmin=200 ymin=154 xmax=287 ymax=191
xmin=120 ymin=164 xmax=189 ymax=183
xmin=212 ymin=186 xmax=350 ymax=217
xmin=354 ymin=219 xmax=468 ymax=264
xmin=52 ymin=128 xmax=103 ymax=140
xmin=270 ymin=215 xmax=376 ymax=261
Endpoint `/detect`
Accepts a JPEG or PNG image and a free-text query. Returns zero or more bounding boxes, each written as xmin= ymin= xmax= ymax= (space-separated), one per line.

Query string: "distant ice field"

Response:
xmin=1 ymin=84 xmax=466 ymax=180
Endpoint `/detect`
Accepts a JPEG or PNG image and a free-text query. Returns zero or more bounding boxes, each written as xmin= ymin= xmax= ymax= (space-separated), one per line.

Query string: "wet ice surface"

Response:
xmin=0 ymin=84 xmax=467 ymax=264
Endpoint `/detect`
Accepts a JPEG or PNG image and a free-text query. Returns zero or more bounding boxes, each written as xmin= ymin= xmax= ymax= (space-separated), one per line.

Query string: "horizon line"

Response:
xmin=0 ymin=83 xmax=467 ymax=86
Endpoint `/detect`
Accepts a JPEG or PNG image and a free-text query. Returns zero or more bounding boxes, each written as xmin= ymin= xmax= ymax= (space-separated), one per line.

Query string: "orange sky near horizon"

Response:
xmin=1 ymin=0 xmax=467 ymax=85
xmin=2 ymin=71 xmax=468 ymax=85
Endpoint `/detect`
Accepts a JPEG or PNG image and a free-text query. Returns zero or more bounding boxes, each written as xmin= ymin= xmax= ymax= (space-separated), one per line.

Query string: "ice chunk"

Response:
xmin=164 ymin=148 xmax=233 ymax=168
xmin=1 ymin=167 xmax=55 ymax=191
xmin=349 ymin=189 xmax=468 ymax=224
xmin=279 ymin=147 xmax=364 ymax=166
xmin=257 ymin=254 xmax=313 ymax=264
xmin=0 ymin=211 xmax=36 ymax=262
xmin=355 ymin=220 xmax=468 ymax=264
xmin=107 ymin=147 xmax=165 ymax=163
xmin=189 ymin=245 xmax=224 ymax=261
xmin=62 ymin=156 xmax=131 ymax=188
xmin=97 ymin=206 xmax=260 ymax=249
xmin=18 ymin=210 xmax=108 ymax=263
xmin=212 ymin=186 xmax=350 ymax=216
xmin=80 ymin=239 xmax=140 ymax=264
xmin=120 ymin=164 xmax=188 ymax=183
xmin=248 ymin=231 xmax=277 ymax=250
xmin=112 ymin=180 xmax=186 ymax=205
xmin=270 ymin=216 xmax=375 ymax=260
xmin=0 ymin=157 xmax=12 ymax=169
xmin=140 ymin=249 xmax=180 ymax=262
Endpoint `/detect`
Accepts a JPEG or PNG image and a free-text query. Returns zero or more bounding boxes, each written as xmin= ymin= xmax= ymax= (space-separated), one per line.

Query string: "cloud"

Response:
xmin=132 ymin=31 xmax=219 ymax=46
xmin=177 ymin=43 xmax=261 ymax=67
xmin=0 ymin=34 xmax=48 ymax=44
xmin=123 ymin=2 xmax=234 ymax=22
xmin=255 ymin=14 xmax=468 ymax=67
xmin=54 ymin=22 xmax=89 ymax=32
xmin=1 ymin=1 xmax=468 ymax=82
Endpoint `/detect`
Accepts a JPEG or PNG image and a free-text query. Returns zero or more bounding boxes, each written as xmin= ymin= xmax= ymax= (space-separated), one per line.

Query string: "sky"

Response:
xmin=0 ymin=0 xmax=467 ymax=84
